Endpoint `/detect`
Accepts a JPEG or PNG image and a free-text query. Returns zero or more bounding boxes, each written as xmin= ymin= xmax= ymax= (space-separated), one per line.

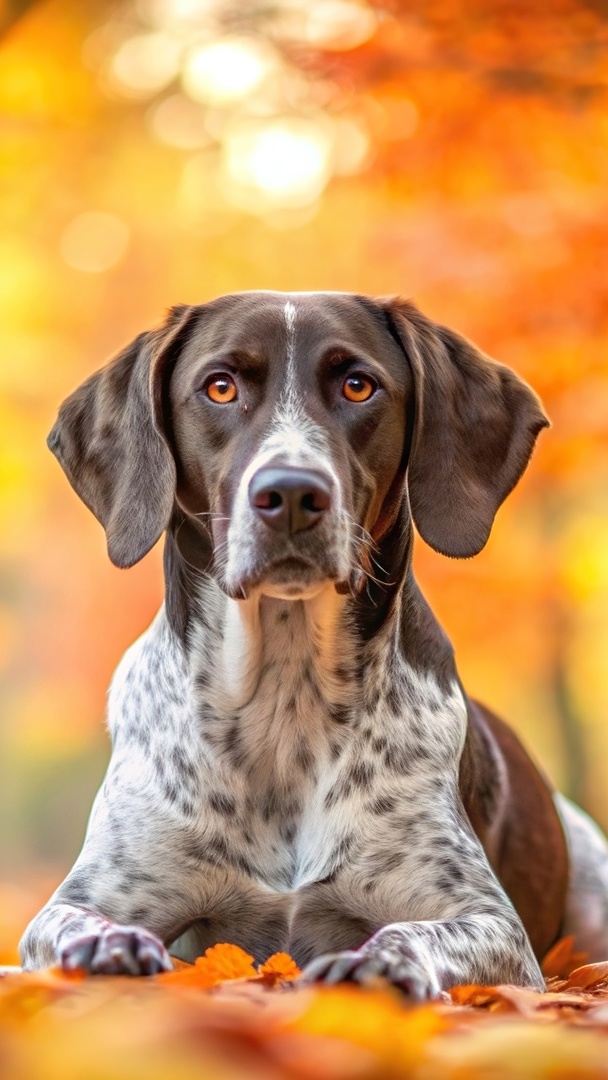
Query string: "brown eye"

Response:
xmin=343 ymin=373 xmax=376 ymax=403
xmin=206 ymin=375 xmax=237 ymax=403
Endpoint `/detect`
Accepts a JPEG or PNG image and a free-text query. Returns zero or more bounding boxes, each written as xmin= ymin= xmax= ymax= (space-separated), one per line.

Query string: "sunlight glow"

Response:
xmin=138 ymin=0 xmax=216 ymax=31
xmin=332 ymin=116 xmax=371 ymax=174
xmin=182 ymin=37 xmax=275 ymax=106
xmin=224 ymin=119 xmax=332 ymax=208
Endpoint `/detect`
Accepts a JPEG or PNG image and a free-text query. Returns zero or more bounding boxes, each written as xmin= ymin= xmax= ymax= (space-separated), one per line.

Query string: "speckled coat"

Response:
xmin=21 ymin=292 xmax=608 ymax=994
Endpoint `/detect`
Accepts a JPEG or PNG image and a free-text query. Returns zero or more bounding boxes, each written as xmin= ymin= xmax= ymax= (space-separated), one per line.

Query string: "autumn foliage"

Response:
xmin=3 ymin=941 xmax=608 ymax=1079
xmin=1 ymin=0 xmax=608 ymax=1076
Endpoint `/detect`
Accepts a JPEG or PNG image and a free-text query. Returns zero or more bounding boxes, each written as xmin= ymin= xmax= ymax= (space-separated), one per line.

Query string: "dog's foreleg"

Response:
xmin=20 ymin=903 xmax=173 ymax=975
xmin=20 ymin=741 xmax=211 ymax=974
xmin=19 ymin=772 xmax=196 ymax=973
xmin=303 ymin=910 xmax=543 ymax=999
xmin=300 ymin=799 xmax=544 ymax=997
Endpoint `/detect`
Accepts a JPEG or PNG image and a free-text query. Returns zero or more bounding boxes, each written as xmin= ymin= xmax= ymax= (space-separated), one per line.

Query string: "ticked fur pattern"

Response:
xmin=21 ymin=583 xmax=542 ymax=992
xmin=21 ymin=291 xmax=558 ymax=991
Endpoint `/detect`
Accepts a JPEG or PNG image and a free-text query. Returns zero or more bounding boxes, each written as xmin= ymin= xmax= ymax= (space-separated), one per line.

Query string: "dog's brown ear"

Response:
xmin=47 ymin=306 xmax=196 ymax=568
xmin=385 ymin=299 xmax=549 ymax=558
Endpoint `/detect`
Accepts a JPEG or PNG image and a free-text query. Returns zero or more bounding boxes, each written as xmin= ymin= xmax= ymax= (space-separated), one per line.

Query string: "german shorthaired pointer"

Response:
xmin=21 ymin=292 xmax=608 ymax=994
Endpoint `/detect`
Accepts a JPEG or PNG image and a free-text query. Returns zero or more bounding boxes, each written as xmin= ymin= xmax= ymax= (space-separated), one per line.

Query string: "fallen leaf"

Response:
xmin=258 ymin=953 xmax=301 ymax=981
xmin=563 ymin=963 xmax=608 ymax=991
xmin=542 ymin=935 xmax=589 ymax=980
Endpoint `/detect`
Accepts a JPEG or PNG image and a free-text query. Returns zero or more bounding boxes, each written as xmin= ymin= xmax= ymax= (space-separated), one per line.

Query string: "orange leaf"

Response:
xmin=169 ymin=957 xmax=194 ymax=971
xmin=158 ymin=943 xmax=257 ymax=987
xmin=449 ymin=985 xmax=504 ymax=1008
xmin=541 ymin=935 xmax=589 ymax=980
xmin=563 ymin=962 xmax=608 ymax=991
xmin=195 ymin=943 xmax=258 ymax=982
xmin=47 ymin=966 xmax=87 ymax=983
xmin=258 ymin=952 xmax=301 ymax=981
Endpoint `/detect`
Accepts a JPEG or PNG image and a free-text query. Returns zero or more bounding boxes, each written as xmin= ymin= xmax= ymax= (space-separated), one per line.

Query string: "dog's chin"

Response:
xmin=225 ymin=557 xmax=341 ymax=602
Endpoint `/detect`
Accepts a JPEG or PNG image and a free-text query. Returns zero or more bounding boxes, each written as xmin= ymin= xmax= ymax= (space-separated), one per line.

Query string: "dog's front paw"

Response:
xmin=60 ymin=924 xmax=172 ymax=976
xmin=301 ymin=947 xmax=441 ymax=1001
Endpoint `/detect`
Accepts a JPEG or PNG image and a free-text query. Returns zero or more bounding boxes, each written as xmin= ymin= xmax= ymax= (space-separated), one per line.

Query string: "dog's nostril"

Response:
xmin=301 ymin=492 xmax=328 ymax=515
xmin=254 ymin=489 xmax=283 ymax=511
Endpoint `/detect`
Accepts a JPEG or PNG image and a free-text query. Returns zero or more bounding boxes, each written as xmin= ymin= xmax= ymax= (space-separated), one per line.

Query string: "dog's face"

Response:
xmin=48 ymin=291 xmax=548 ymax=602
xmin=168 ymin=293 xmax=409 ymax=599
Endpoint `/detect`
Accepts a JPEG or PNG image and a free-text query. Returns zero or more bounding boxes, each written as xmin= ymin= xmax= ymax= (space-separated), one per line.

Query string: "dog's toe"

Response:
xmin=300 ymin=950 xmax=363 ymax=985
xmin=301 ymin=948 xmax=440 ymax=1000
xmin=60 ymin=925 xmax=172 ymax=976
xmin=60 ymin=934 xmax=97 ymax=973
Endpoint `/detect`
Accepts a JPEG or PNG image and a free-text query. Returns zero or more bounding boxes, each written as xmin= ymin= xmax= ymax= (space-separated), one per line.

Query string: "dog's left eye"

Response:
xmin=342 ymin=374 xmax=376 ymax=402
xmin=206 ymin=375 xmax=237 ymax=403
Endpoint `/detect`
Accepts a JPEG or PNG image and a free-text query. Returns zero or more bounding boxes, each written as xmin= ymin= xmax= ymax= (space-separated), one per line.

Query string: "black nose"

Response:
xmin=249 ymin=467 xmax=332 ymax=534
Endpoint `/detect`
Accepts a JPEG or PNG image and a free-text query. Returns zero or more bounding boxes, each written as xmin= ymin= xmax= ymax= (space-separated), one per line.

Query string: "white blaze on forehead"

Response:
xmin=222 ymin=295 xmax=351 ymax=593
xmin=283 ymin=300 xmax=298 ymax=404
xmin=284 ymin=300 xmax=297 ymax=339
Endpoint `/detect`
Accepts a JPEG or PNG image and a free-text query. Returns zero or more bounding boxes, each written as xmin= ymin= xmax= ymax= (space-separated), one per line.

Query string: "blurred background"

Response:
xmin=0 ymin=0 xmax=607 ymax=963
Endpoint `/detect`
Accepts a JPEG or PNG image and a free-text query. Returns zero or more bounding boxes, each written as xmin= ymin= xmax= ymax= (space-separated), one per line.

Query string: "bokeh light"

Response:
xmin=109 ymin=32 xmax=183 ymax=97
xmin=59 ymin=213 xmax=131 ymax=273
xmin=302 ymin=0 xmax=378 ymax=49
xmin=147 ymin=93 xmax=211 ymax=148
xmin=182 ymin=37 xmax=276 ymax=106
xmin=223 ymin=118 xmax=333 ymax=208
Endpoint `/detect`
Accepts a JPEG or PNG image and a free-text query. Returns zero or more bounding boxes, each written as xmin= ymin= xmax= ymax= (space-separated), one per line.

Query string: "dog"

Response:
xmin=20 ymin=291 xmax=608 ymax=995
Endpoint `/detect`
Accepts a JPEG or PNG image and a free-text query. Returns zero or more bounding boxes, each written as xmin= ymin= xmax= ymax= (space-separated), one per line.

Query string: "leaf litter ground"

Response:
xmin=2 ymin=937 xmax=608 ymax=1079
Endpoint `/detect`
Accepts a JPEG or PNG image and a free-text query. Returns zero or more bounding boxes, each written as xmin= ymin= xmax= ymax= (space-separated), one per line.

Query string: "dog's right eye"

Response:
xmin=205 ymin=375 xmax=237 ymax=403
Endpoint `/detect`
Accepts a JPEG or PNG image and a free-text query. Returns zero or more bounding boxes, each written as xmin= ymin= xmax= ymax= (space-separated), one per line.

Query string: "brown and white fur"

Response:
xmin=21 ymin=292 xmax=608 ymax=995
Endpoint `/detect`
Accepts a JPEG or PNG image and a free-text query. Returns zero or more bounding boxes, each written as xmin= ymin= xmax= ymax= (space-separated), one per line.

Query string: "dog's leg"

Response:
xmin=302 ymin=913 xmax=542 ymax=1000
xmin=297 ymin=798 xmax=544 ymax=998
xmin=20 ymin=905 xmax=173 ymax=975
xmin=19 ymin=766 xmax=203 ymax=973
xmin=555 ymin=793 xmax=608 ymax=961
xmin=19 ymin=760 xmax=285 ymax=973
xmin=20 ymin=611 xmax=278 ymax=974
xmin=20 ymin=794 xmax=182 ymax=971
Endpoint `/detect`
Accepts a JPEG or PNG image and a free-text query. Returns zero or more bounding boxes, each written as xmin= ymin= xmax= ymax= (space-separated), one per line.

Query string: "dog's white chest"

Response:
xmin=192 ymin=594 xmax=359 ymax=891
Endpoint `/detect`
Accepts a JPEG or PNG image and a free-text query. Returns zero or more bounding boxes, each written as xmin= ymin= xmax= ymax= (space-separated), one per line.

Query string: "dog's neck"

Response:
xmin=161 ymin=510 xmax=463 ymax=793
xmin=163 ymin=505 xmax=458 ymax=706
xmin=190 ymin=581 xmax=354 ymax=708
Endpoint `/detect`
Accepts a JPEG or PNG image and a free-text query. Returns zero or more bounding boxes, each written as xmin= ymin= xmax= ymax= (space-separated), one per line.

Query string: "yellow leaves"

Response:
xmin=5 ymin=948 xmax=608 ymax=1080
xmin=288 ymin=985 xmax=447 ymax=1073
xmin=0 ymin=4 xmax=95 ymax=124
xmin=560 ymin=515 xmax=608 ymax=604
xmin=429 ymin=1021 xmax=608 ymax=1080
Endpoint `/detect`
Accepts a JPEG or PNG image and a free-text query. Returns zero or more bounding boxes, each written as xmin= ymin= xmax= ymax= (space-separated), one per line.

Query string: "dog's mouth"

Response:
xmin=224 ymin=555 xmax=340 ymax=601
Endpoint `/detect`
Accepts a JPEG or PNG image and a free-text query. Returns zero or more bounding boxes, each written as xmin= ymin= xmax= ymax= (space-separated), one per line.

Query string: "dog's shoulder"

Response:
xmin=107 ymin=606 xmax=189 ymax=742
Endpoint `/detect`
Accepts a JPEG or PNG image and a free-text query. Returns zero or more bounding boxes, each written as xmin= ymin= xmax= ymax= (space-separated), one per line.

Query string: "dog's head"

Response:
xmin=48 ymin=292 xmax=548 ymax=602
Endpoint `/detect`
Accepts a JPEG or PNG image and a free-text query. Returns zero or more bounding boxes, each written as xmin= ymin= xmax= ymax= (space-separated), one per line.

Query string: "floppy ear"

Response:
xmin=384 ymin=299 xmax=549 ymax=558
xmin=47 ymin=306 xmax=196 ymax=568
